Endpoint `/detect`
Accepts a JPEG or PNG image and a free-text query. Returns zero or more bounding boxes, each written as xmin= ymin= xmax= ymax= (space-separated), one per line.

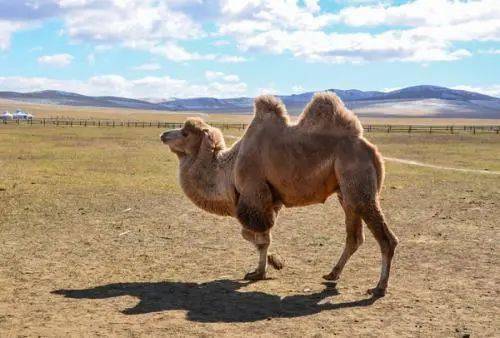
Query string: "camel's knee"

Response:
xmin=362 ymin=206 xmax=397 ymax=256
xmin=241 ymin=228 xmax=270 ymax=247
xmin=241 ymin=228 xmax=254 ymax=243
xmin=340 ymin=204 xmax=364 ymax=251
xmin=237 ymin=200 xmax=274 ymax=233
xmin=354 ymin=231 xmax=365 ymax=249
xmin=387 ymin=228 xmax=399 ymax=248
xmin=345 ymin=228 xmax=364 ymax=253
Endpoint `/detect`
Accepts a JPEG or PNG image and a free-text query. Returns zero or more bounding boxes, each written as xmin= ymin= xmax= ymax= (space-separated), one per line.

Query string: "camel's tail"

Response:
xmin=366 ymin=140 xmax=385 ymax=192
xmin=298 ymin=92 xmax=363 ymax=137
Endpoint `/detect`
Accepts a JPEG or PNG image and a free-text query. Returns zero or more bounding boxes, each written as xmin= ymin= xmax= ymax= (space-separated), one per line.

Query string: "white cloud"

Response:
xmin=217 ymin=55 xmax=248 ymax=63
xmin=0 ymin=74 xmax=248 ymax=99
xmin=37 ymin=53 xmax=74 ymax=67
xmin=0 ymin=20 xmax=26 ymax=50
xmin=217 ymin=0 xmax=499 ymax=63
xmin=304 ymin=0 xmax=320 ymax=13
xmin=257 ymin=87 xmax=278 ymax=95
xmin=452 ymin=85 xmax=500 ymax=97
xmin=205 ymin=71 xmax=224 ymax=81
xmin=205 ymin=71 xmax=240 ymax=82
xmin=292 ymin=85 xmax=304 ymax=93
xmin=223 ymin=74 xmax=240 ymax=82
xmin=213 ymin=39 xmax=230 ymax=46
xmin=219 ymin=0 xmax=335 ymax=31
xmin=1 ymin=0 xmax=498 ymax=65
xmin=54 ymin=0 xmax=220 ymax=63
xmin=151 ymin=43 xmax=215 ymax=62
xmin=335 ymin=0 xmax=500 ymax=28
xmin=0 ymin=76 xmax=86 ymax=94
xmin=60 ymin=0 xmax=204 ymax=46
xmin=235 ymin=28 xmax=473 ymax=63
xmin=133 ymin=62 xmax=162 ymax=71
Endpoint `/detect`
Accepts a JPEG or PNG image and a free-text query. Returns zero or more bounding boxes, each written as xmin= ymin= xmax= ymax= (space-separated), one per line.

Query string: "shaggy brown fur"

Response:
xmin=161 ymin=92 xmax=398 ymax=296
xmin=297 ymin=92 xmax=363 ymax=137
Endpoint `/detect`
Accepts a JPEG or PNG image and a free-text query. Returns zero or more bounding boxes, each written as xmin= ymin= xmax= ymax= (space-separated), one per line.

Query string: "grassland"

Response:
xmin=2 ymin=98 xmax=500 ymax=126
xmin=0 ymin=122 xmax=499 ymax=337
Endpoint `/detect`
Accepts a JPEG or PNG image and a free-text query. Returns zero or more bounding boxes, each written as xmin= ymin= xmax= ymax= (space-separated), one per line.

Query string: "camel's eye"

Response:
xmin=181 ymin=130 xmax=188 ymax=137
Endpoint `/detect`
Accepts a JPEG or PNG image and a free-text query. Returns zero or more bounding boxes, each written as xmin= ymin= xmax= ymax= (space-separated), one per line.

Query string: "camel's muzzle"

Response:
xmin=160 ymin=130 xmax=180 ymax=144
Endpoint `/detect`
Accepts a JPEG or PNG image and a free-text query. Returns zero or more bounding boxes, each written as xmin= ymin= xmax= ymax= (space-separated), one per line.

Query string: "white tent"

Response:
xmin=1 ymin=111 xmax=13 ymax=120
xmin=13 ymin=110 xmax=33 ymax=120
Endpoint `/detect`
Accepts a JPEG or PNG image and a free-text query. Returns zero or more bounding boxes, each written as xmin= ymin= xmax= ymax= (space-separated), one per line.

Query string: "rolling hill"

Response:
xmin=0 ymin=85 xmax=498 ymax=118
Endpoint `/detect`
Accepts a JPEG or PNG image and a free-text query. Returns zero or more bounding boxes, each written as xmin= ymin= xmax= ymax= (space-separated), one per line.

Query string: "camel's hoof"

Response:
xmin=322 ymin=273 xmax=339 ymax=282
xmin=244 ymin=270 xmax=266 ymax=281
xmin=268 ymin=254 xmax=284 ymax=270
xmin=367 ymin=287 xmax=386 ymax=297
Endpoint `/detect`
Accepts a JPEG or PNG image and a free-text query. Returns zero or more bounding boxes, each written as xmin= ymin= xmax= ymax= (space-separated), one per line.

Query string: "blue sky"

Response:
xmin=0 ymin=0 xmax=499 ymax=99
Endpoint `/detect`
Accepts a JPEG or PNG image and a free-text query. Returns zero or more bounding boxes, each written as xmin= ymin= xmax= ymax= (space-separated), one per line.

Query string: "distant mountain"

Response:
xmin=156 ymin=97 xmax=254 ymax=111
xmin=0 ymin=85 xmax=498 ymax=118
xmin=279 ymin=86 xmax=495 ymax=108
xmin=364 ymin=85 xmax=495 ymax=101
xmin=0 ymin=90 xmax=160 ymax=110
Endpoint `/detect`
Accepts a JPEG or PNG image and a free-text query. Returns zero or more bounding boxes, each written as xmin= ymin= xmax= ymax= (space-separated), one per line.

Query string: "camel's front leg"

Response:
xmin=241 ymin=229 xmax=271 ymax=280
xmin=235 ymin=182 xmax=283 ymax=280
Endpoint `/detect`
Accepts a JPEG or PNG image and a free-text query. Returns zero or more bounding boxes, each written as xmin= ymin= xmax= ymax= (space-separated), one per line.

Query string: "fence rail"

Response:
xmin=2 ymin=118 xmax=499 ymax=134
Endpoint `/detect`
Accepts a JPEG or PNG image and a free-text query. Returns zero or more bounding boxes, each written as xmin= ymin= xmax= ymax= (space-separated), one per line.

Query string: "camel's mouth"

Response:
xmin=160 ymin=130 xmax=180 ymax=145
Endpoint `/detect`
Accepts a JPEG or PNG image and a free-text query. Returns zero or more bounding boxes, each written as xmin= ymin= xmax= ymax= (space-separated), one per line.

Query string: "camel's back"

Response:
xmin=236 ymin=93 xmax=369 ymax=207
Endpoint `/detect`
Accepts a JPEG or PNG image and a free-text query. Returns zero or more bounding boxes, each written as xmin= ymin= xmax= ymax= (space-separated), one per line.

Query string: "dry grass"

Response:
xmin=0 ymin=99 xmax=253 ymax=123
xmin=0 ymin=123 xmax=498 ymax=337
xmin=2 ymin=99 xmax=500 ymax=126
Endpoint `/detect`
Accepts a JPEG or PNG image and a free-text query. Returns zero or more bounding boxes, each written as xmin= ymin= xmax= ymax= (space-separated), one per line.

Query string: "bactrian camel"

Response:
xmin=160 ymin=92 xmax=398 ymax=296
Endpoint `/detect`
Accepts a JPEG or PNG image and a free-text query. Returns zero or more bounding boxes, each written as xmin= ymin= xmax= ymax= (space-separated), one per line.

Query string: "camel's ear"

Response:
xmin=201 ymin=127 xmax=226 ymax=152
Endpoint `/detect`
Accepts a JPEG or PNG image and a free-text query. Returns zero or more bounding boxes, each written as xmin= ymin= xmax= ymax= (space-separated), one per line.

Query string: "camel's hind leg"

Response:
xmin=333 ymin=149 xmax=398 ymax=296
xmin=323 ymin=194 xmax=364 ymax=282
xmin=360 ymin=201 xmax=398 ymax=297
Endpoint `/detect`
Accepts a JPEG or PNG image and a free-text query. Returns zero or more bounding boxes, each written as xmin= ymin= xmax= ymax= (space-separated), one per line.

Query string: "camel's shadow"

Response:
xmin=52 ymin=280 xmax=380 ymax=323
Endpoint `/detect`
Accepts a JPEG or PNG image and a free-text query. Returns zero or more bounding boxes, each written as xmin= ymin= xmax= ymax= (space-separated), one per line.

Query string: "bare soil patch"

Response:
xmin=0 ymin=125 xmax=498 ymax=336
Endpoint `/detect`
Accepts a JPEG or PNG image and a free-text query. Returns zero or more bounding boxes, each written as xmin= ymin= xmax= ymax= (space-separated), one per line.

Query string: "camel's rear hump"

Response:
xmin=297 ymin=92 xmax=363 ymax=137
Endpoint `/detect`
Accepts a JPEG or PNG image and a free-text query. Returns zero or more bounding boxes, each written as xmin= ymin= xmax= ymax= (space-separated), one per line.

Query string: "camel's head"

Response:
xmin=160 ymin=117 xmax=226 ymax=157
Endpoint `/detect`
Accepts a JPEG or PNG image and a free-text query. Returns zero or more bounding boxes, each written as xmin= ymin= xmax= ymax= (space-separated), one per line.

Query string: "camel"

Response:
xmin=160 ymin=92 xmax=398 ymax=297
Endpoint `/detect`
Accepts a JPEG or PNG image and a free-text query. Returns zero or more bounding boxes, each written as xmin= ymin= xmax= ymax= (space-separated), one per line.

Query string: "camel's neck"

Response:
xmin=178 ymin=142 xmax=240 ymax=217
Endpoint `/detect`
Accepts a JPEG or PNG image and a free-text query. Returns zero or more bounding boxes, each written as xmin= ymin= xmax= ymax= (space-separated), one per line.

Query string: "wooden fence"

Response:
xmin=1 ymin=118 xmax=499 ymax=134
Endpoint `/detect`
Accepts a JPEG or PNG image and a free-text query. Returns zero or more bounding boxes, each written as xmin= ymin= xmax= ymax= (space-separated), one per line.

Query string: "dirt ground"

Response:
xmin=0 ymin=125 xmax=498 ymax=337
